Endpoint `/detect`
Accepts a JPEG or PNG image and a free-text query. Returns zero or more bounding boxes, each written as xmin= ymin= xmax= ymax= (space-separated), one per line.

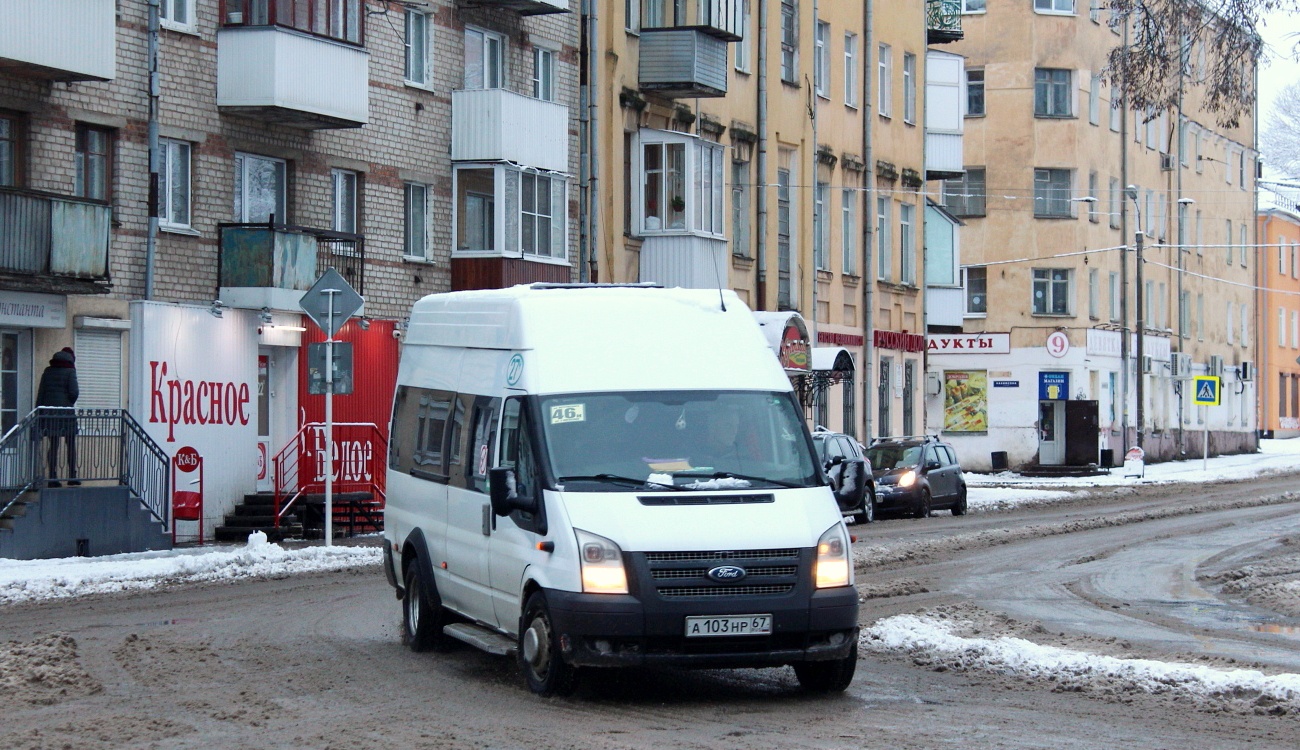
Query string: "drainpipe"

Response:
xmin=756 ymin=0 xmax=769 ymax=309
xmin=863 ymin=0 xmax=875 ymax=441
xmin=1118 ymin=20 xmax=1131 ymax=460
xmin=588 ymin=3 xmax=600 ymax=283
xmin=809 ymin=0 xmax=820 ymax=346
xmin=1175 ymin=38 xmax=1185 ymax=454
xmin=1252 ymin=61 xmax=1261 ymax=446
xmin=145 ymin=0 xmax=160 ymax=300
xmin=578 ymin=2 xmax=590 ymax=282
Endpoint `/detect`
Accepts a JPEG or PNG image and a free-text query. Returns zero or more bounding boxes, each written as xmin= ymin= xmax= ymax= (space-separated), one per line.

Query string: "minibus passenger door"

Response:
xmin=444 ymin=394 xmax=497 ymax=626
xmin=491 ymin=395 xmax=545 ymax=632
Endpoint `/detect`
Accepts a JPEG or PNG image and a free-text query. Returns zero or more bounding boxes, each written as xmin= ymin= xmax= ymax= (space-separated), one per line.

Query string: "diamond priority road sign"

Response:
xmin=1192 ymin=375 xmax=1222 ymax=407
xmin=299 ymin=268 xmax=363 ymax=338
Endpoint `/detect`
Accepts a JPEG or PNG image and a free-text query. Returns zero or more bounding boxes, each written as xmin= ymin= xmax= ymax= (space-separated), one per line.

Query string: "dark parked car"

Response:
xmin=864 ymin=435 xmax=967 ymax=518
xmin=811 ymin=429 xmax=876 ymax=524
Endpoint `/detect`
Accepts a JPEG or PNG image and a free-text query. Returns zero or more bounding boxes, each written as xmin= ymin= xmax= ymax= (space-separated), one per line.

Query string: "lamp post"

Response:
xmin=1175 ymin=197 xmax=1195 ymax=452
xmin=1126 ymin=185 xmax=1145 ymax=449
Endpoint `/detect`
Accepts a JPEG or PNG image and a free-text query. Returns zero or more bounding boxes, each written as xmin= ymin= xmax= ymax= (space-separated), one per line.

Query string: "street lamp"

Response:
xmin=1125 ymin=186 xmax=1146 ymax=449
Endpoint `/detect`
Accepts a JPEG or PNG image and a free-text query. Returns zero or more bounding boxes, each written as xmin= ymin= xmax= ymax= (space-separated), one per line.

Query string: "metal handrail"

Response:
xmin=0 ymin=408 xmax=170 ymax=526
xmin=272 ymin=421 xmax=387 ymax=531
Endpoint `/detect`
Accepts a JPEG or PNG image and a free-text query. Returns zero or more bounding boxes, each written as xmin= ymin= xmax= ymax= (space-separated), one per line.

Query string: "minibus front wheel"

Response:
xmin=519 ymin=591 xmax=578 ymax=697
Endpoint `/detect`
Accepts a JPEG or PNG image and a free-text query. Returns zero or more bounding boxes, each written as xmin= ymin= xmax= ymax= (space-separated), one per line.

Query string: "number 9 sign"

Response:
xmin=1046 ymin=331 xmax=1070 ymax=358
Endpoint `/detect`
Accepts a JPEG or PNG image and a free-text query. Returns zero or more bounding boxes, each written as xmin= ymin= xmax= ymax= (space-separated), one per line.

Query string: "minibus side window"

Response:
xmin=456 ymin=395 xmax=500 ymax=493
xmin=388 ymin=386 xmax=455 ymax=482
xmin=500 ymin=397 xmax=544 ymax=532
xmin=446 ymin=394 xmax=469 ymax=481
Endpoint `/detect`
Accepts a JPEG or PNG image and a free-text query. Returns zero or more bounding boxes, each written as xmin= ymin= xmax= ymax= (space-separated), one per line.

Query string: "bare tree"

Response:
xmin=1261 ymin=80 xmax=1300 ymax=175
xmin=1104 ymin=0 xmax=1295 ymax=127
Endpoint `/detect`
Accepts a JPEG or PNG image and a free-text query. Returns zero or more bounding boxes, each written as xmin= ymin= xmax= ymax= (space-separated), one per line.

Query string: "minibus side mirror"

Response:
xmin=489 ymin=467 xmax=534 ymax=516
xmin=833 ymin=461 xmax=865 ymax=506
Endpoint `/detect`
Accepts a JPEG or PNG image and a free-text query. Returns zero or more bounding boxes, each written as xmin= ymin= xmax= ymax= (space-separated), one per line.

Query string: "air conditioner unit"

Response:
xmin=1160 ymin=153 xmax=1175 ymax=171
xmin=1239 ymin=360 xmax=1254 ymax=381
xmin=1141 ymin=355 xmax=1155 ymax=374
xmin=1171 ymin=352 xmax=1192 ymax=378
xmin=1209 ymin=354 xmax=1224 ymax=378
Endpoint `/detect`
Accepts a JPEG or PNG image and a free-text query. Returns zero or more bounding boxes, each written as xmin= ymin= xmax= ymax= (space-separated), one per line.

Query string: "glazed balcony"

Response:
xmin=217 ymin=1 xmax=369 ymax=129
xmin=217 ymin=223 xmax=365 ymax=311
xmin=0 ymin=187 xmax=110 ymax=293
xmin=458 ymin=0 xmax=570 ymax=15
xmin=0 ymin=0 xmax=115 ymax=82
xmin=451 ymin=89 xmax=569 ymax=172
xmin=925 ymin=51 xmax=965 ymax=180
xmin=927 ymin=0 xmax=964 ymax=45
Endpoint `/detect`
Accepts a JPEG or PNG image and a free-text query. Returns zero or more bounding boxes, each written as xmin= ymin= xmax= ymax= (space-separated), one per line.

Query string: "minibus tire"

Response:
xmin=793 ymin=642 xmax=857 ymax=693
xmin=519 ymin=591 xmax=577 ymax=697
xmin=403 ymin=563 xmax=445 ymax=652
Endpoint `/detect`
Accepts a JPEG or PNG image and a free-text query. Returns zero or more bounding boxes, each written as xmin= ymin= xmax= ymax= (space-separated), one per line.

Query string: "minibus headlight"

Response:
xmin=898 ymin=469 xmax=917 ymax=488
xmin=575 ymin=528 xmax=628 ymax=594
xmin=814 ymin=524 xmax=852 ymax=589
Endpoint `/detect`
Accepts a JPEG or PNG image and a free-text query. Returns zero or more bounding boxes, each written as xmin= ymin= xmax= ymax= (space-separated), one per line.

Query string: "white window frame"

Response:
xmin=963 ymin=266 xmax=987 ymax=316
xmin=878 ymin=44 xmax=892 ymax=118
xmin=966 ymin=68 xmax=985 ymax=117
xmin=634 ymin=130 xmax=727 ymax=238
xmin=1227 ymin=302 xmax=1235 ymax=345
xmin=1032 ymin=268 xmax=1073 ymax=316
xmin=1279 ymin=307 xmax=1287 ymax=348
xmin=900 ymin=202 xmax=915 ymax=284
xmin=1109 ymin=271 xmax=1120 ymax=321
xmin=1088 ymin=74 xmax=1101 ymax=124
xmin=160 ymin=0 xmax=196 ymax=32
xmin=735 ymin=0 xmax=752 ymax=73
xmin=533 ymin=46 xmax=556 ymax=102
xmin=405 ymin=9 xmax=431 ymax=87
xmin=876 ymin=196 xmax=891 ymax=280
xmin=1089 ymin=268 xmax=1100 ymax=319
xmin=1034 ymin=0 xmax=1075 ymax=12
xmin=814 ymin=21 xmax=830 ymax=98
xmin=780 ymin=0 xmax=798 ymax=84
xmin=962 ymin=0 xmax=986 ymax=12
xmin=626 ymin=0 xmax=640 ymax=32
xmin=234 ymin=152 xmax=287 ymax=224
xmin=1109 ymin=95 xmax=1121 ymax=132
xmin=1033 ymin=168 xmax=1072 ymax=218
xmin=1241 ymin=225 xmax=1248 ymax=267
xmin=158 ymin=138 xmax=192 ymax=230
xmin=903 ymin=53 xmax=917 ymax=124
xmin=331 ymin=168 xmax=359 ymax=234
xmin=814 ymin=181 xmax=830 ymax=270
xmin=732 ymin=159 xmax=751 ymax=257
xmin=465 ymin=27 xmax=506 ymax=90
xmin=1292 ymin=310 xmax=1299 ymax=348
xmin=844 ymin=32 xmax=858 ymax=108
xmin=841 ymin=187 xmax=857 ymax=275
xmin=1241 ymin=303 xmax=1249 ymax=347
xmin=452 ymin=163 xmax=569 ymax=260
xmin=404 ymin=182 xmax=430 ymax=260
xmin=1034 ymin=68 xmax=1073 ymax=117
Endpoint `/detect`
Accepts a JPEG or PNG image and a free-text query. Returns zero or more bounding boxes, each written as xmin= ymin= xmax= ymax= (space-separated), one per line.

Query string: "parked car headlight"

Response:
xmin=814 ymin=523 xmax=852 ymax=589
xmin=898 ymin=469 xmax=917 ymax=488
xmin=575 ymin=528 xmax=628 ymax=594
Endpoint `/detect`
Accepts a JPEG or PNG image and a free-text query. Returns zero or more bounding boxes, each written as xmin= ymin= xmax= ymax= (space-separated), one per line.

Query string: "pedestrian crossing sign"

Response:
xmin=1192 ymin=375 xmax=1221 ymax=406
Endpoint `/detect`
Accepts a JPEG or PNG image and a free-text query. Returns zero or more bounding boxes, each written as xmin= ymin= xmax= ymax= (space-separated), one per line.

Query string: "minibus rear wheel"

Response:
xmin=519 ymin=591 xmax=577 ymax=697
xmin=403 ymin=563 xmax=445 ymax=652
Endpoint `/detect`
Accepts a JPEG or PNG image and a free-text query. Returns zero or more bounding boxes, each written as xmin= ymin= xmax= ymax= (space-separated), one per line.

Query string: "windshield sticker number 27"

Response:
xmin=550 ymin=404 xmax=586 ymax=424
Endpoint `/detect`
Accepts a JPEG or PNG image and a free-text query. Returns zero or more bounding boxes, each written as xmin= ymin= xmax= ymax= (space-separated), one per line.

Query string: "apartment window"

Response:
xmin=1197 ymin=293 xmax=1204 ymax=340
xmin=626 ymin=0 xmax=640 ymax=31
xmin=1281 ymin=244 xmax=1288 ymax=275
xmin=641 ymin=141 xmax=685 ymax=232
xmin=1109 ymin=96 xmax=1121 ymax=132
xmin=158 ymin=139 xmax=191 ymax=229
xmin=1240 ymin=225 xmax=1248 ymax=267
xmin=234 ymin=153 xmax=287 ymax=223
xmin=465 ymin=27 xmax=505 ymax=90
xmin=1034 ymin=69 xmax=1072 ymax=117
xmin=878 ymin=357 xmax=892 ymax=437
xmin=1293 ymin=310 xmax=1299 ymax=348
xmin=1109 ymin=177 xmax=1120 ymax=228
xmin=229 ymin=1 xmax=361 ymax=44
xmin=1279 ymin=307 xmax=1287 ymax=347
xmin=1225 ymin=219 xmax=1233 ymax=265
xmin=731 ymin=160 xmax=751 ymax=257
xmin=1293 ymin=242 xmax=1299 ymax=277
xmin=842 ymin=372 xmax=856 ymax=439
xmin=0 ymin=112 xmax=21 ymax=186
xmin=964 ymin=266 xmax=987 ymax=315
xmin=161 ymin=0 xmax=195 ymax=30
xmin=903 ymin=53 xmax=917 ymax=124
xmin=1146 ymin=281 xmax=1157 ymax=326
xmin=1089 ymin=75 xmax=1101 ymax=124
xmin=332 ymin=169 xmax=359 ymax=234
xmin=1087 ymin=171 xmax=1099 ymax=223
xmin=1241 ymin=303 xmax=1249 ymax=346
xmin=1033 ymin=168 xmax=1071 ymax=217
xmin=405 ymin=9 xmax=431 ymax=86
xmin=533 ymin=47 xmax=556 ymax=102
xmin=521 ymin=172 xmax=559 ymax=257
xmin=1196 ymin=209 xmax=1203 ymax=255
xmin=1032 ymin=269 xmax=1071 ymax=315
xmin=1090 ymin=0 xmax=1101 ymax=21
xmin=1108 ymin=271 xmax=1120 ymax=321
xmin=876 ymin=196 xmax=891 ymax=280
xmin=966 ymin=69 xmax=985 ymax=116
xmin=841 ymin=188 xmax=857 ymax=275
xmin=1239 ymin=151 xmax=1246 ymax=189
xmin=74 ymin=124 xmax=113 ymax=202
xmin=735 ymin=1 xmax=752 ymax=73
xmin=1227 ymin=302 xmax=1235 ymax=345
xmin=814 ymin=21 xmax=830 ymax=98
xmin=453 ymin=165 xmax=566 ymax=259
xmin=962 ymin=0 xmax=986 ymax=11
xmin=404 ymin=183 xmax=429 ymax=259
xmin=943 ymin=168 xmax=986 ymax=216
xmin=1088 ymin=268 xmax=1100 ymax=319
xmin=780 ymin=1 xmax=798 ymax=84
xmin=844 ymin=33 xmax=859 ymax=107
xmin=900 ymin=202 xmax=916 ymax=284
xmin=1035 ymin=0 xmax=1074 ymax=11
xmin=814 ymin=182 xmax=830 ymax=270
xmin=1180 ymin=291 xmax=1190 ymax=337
xmin=777 ymin=166 xmax=792 ymax=308
xmin=878 ymin=44 xmax=893 ymax=117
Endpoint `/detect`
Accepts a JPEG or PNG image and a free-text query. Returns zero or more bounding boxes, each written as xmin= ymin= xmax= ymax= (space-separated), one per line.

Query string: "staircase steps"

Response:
xmin=214 ymin=492 xmax=301 ymax=543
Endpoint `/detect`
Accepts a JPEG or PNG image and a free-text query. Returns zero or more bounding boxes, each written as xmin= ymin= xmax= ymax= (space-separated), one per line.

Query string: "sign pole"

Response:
xmin=1203 ymin=408 xmax=1209 ymax=472
xmin=324 ymin=288 xmax=337 ymax=547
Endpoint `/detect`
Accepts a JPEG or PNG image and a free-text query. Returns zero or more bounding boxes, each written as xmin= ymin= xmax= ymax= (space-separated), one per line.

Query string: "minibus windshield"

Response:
xmin=538 ymin=390 xmax=821 ymax=491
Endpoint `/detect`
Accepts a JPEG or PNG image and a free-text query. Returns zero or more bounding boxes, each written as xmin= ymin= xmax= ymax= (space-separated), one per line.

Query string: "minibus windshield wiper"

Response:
xmin=673 ymin=470 xmax=806 ymax=489
xmin=556 ymin=474 xmax=686 ymax=491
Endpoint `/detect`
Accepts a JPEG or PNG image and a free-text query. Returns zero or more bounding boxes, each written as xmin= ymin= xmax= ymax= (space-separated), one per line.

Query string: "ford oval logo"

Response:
xmin=708 ymin=565 xmax=747 ymax=582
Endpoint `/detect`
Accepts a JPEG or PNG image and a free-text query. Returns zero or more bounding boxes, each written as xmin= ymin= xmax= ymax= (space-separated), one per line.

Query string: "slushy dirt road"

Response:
xmin=4 ymin=472 xmax=1300 ymax=749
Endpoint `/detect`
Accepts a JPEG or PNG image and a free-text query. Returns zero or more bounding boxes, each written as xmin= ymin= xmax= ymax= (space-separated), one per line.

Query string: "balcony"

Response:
xmin=639 ymin=29 xmax=729 ymax=99
xmin=925 ymin=51 xmax=965 ymax=180
xmin=452 ymin=89 xmax=569 ymax=172
xmin=457 ymin=0 xmax=570 ymax=15
xmin=926 ymin=0 xmax=964 ymax=44
xmin=639 ymin=235 xmax=729 ymax=290
xmin=216 ymin=26 xmax=369 ymax=129
xmin=218 ymin=223 xmax=365 ymax=311
xmin=0 ymin=187 xmax=110 ymax=294
xmin=0 ymin=0 xmax=115 ymax=82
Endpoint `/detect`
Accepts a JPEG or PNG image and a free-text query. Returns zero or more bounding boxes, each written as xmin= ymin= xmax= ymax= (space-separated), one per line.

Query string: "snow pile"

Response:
xmin=0 ymin=536 xmax=381 ymax=606
xmin=864 ymin=614 xmax=1300 ymax=713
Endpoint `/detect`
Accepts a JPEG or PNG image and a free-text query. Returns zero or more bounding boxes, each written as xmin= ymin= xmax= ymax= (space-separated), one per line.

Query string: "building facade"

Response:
xmin=924 ymin=1 xmax=1259 ymax=470
xmin=1257 ymin=207 xmax=1300 ymax=438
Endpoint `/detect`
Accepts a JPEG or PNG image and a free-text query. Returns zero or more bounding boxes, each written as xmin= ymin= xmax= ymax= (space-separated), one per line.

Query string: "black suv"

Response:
xmin=864 ymin=436 xmax=967 ymax=518
xmin=811 ymin=429 xmax=877 ymax=524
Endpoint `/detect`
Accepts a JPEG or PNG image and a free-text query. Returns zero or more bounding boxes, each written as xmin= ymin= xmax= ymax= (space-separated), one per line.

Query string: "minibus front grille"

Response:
xmin=637 ymin=493 xmax=774 ymax=506
xmin=635 ymin=548 xmax=807 ymax=600
xmin=644 ymin=549 xmax=798 ymax=563
xmin=651 ymin=565 xmax=799 ymax=580
xmin=657 ymin=584 xmax=795 ymax=598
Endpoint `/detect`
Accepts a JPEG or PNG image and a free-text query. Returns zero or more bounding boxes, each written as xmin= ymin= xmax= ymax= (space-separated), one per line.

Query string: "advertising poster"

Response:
xmin=944 ymin=370 xmax=988 ymax=432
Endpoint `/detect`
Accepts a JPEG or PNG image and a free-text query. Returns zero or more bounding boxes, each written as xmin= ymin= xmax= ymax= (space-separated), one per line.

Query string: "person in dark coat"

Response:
xmin=36 ymin=348 xmax=79 ymax=487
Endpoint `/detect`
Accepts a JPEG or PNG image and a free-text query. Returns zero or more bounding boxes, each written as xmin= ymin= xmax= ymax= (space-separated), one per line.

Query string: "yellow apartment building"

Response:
xmin=1258 ymin=207 xmax=1300 ymax=438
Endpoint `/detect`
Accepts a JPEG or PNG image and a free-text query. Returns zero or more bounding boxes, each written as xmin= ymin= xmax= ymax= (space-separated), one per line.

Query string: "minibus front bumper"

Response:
xmin=545 ymin=586 xmax=859 ymax=669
